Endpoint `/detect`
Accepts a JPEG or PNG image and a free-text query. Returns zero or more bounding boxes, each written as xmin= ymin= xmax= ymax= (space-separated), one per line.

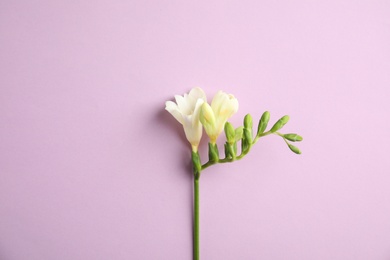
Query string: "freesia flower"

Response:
xmin=165 ymin=87 xmax=207 ymax=152
xmin=165 ymin=88 xmax=302 ymax=260
xmin=199 ymin=90 xmax=239 ymax=144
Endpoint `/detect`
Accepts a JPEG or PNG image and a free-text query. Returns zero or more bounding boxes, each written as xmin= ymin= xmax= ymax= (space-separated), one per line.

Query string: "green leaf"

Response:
xmin=270 ymin=115 xmax=290 ymax=133
xmin=257 ymin=111 xmax=270 ymax=135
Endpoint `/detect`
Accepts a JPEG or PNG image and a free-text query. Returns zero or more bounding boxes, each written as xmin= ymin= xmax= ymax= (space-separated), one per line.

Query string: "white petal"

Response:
xmin=211 ymin=91 xmax=229 ymax=116
xmin=229 ymin=95 xmax=239 ymax=113
xmin=188 ymin=87 xmax=207 ymax=102
xmin=192 ymin=98 xmax=205 ymax=125
xmin=211 ymin=92 xmax=239 ymax=137
xmin=175 ymin=95 xmax=191 ymax=115
xmin=183 ymin=115 xmax=203 ymax=146
xmin=199 ymin=102 xmax=217 ymax=139
xmin=165 ymin=101 xmax=184 ymax=124
xmin=184 ymin=87 xmax=207 ymax=115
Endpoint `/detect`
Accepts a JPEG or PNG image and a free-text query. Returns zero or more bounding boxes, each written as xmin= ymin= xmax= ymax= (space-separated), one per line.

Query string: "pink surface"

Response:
xmin=1 ymin=1 xmax=390 ymax=259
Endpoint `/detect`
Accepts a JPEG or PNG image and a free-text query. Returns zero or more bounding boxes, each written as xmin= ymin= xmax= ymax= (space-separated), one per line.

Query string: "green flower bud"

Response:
xmin=224 ymin=122 xmax=235 ymax=144
xmin=224 ymin=143 xmax=235 ymax=159
xmin=257 ymin=111 xmax=270 ymax=135
xmin=243 ymin=128 xmax=252 ymax=142
xmin=270 ymin=115 xmax=290 ymax=133
xmin=241 ymin=139 xmax=249 ymax=155
xmin=284 ymin=133 xmax=303 ymax=142
xmin=234 ymin=126 xmax=244 ymax=142
xmin=191 ymin=151 xmax=202 ymax=179
xmin=241 ymin=128 xmax=252 ymax=154
xmin=287 ymin=143 xmax=301 ymax=154
xmin=244 ymin=114 xmax=253 ymax=129
xmin=208 ymin=142 xmax=219 ymax=162
xmin=224 ymin=143 xmax=230 ymax=159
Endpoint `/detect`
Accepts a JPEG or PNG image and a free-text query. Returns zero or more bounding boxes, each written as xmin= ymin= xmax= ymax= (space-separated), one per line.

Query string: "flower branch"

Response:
xmin=200 ymin=111 xmax=303 ymax=171
xmin=165 ymin=87 xmax=302 ymax=260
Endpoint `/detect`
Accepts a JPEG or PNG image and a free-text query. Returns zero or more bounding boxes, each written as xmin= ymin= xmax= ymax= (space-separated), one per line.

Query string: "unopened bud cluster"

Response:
xmin=200 ymin=111 xmax=303 ymax=174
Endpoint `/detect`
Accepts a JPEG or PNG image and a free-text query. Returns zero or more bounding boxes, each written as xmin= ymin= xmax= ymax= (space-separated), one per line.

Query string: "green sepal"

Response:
xmin=270 ymin=115 xmax=290 ymax=133
xmin=284 ymin=133 xmax=303 ymax=142
xmin=224 ymin=122 xmax=235 ymax=144
xmin=257 ymin=111 xmax=270 ymax=135
xmin=287 ymin=143 xmax=301 ymax=154
xmin=244 ymin=114 xmax=253 ymax=129
xmin=208 ymin=142 xmax=219 ymax=162
xmin=191 ymin=151 xmax=202 ymax=179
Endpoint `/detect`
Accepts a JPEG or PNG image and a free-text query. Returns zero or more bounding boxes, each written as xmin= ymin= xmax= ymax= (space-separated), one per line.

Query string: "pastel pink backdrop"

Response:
xmin=1 ymin=1 xmax=390 ymax=259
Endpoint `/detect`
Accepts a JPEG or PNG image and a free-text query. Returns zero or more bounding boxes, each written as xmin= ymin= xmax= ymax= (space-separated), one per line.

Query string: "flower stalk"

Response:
xmin=191 ymin=151 xmax=201 ymax=260
xmin=193 ymin=178 xmax=200 ymax=260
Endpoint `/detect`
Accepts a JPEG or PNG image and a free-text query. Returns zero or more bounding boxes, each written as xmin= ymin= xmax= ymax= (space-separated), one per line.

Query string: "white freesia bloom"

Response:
xmin=165 ymin=87 xmax=207 ymax=152
xmin=199 ymin=91 xmax=239 ymax=144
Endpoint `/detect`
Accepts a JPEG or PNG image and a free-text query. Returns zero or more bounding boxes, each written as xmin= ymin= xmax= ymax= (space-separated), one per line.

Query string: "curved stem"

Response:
xmin=194 ymin=178 xmax=200 ymax=260
xmin=201 ymin=131 xmax=276 ymax=170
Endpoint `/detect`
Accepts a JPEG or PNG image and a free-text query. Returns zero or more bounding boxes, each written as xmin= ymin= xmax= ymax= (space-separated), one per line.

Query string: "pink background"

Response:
xmin=1 ymin=1 xmax=390 ymax=259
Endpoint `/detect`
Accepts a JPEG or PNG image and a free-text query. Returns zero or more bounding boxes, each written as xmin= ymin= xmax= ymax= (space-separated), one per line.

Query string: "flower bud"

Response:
xmin=199 ymin=103 xmax=217 ymax=143
xmin=224 ymin=122 xmax=235 ymax=144
xmin=234 ymin=126 xmax=244 ymax=142
xmin=224 ymin=143 xmax=235 ymax=159
xmin=270 ymin=115 xmax=289 ymax=133
xmin=257 ymin=111 xmax=270 ymax=135
xmin=243 ymin=128 xmax=252 ymax=142
xmin=287 ymin=143 xmax=301 ymax=154
xmin=244 ymin=114 xmax=253 ymax=129
xmin=241 ymin=128 xmax=252 ymax=154
xmin=233 ymin=141 xmax=237 ymax=155
xmin=199 ymin=91 xmax=239 ymax=144
xmin=224 ymin=143 xmax=230 ymax=159
xmin=284 ymin=133 xmax=303 ymax=142
xmin=241 ymin=140 xmax=249 ymax=155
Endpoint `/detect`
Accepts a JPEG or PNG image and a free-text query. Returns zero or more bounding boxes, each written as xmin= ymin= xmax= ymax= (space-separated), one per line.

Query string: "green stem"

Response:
xmin=201 ymin=131 xmax=276 ymax=170
xmin=253 ymin=131 xmax=272 ymax=144
xmin=194 ymin=178 xmax=200 ymax=260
